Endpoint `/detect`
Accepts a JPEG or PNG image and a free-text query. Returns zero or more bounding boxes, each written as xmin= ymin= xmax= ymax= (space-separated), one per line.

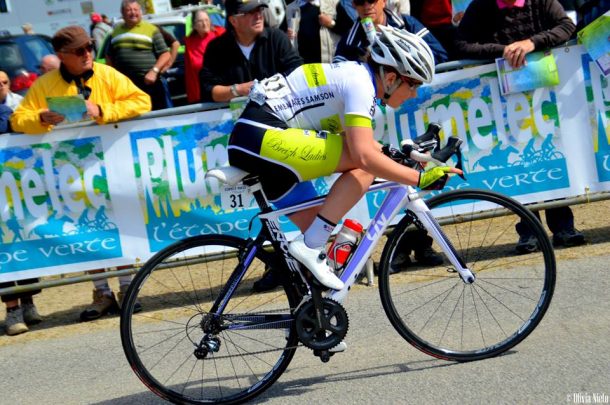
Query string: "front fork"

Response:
xmin=409 ymin=196 xmax=476 ymax=284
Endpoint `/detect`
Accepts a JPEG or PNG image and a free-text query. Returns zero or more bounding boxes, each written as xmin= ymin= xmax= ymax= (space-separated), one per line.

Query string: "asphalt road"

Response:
xmin=1 ymin=253 xmax=609 ymax=405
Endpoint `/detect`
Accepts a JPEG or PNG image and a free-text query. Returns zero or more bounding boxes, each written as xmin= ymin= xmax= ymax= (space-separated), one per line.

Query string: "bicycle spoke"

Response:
xmin=438 ymin=285 xmax=466 ymax=347
xmin=471 ymin=285 xmax=509 ymax=339
xmin=477 ymin=278 xmax=541 ymax=302
xmin=379 ymin=189 xmax=555 ymax=361
xmin=121 ymin=235 xmax=299 ymax=403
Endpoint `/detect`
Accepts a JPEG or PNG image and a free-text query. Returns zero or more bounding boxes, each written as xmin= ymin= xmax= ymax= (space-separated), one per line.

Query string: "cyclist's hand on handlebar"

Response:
xmin=418 ymin=166 xmax=463 ymax=190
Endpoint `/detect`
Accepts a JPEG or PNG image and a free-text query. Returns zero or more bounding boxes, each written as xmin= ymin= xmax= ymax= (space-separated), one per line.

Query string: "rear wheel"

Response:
xmin=120 ymin=235 xmax=299 ymax=404
xmin=378 ymin=189 xmax=556 ymax=361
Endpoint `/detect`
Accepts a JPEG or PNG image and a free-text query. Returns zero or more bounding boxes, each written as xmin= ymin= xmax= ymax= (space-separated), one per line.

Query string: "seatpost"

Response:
xmin=243 ymin=175 xmax=273 ymax=213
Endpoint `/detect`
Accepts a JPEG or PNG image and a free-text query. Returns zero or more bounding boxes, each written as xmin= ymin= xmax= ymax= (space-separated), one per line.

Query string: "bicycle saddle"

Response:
xmin=206 ymin=166 xmax=249 ymax=186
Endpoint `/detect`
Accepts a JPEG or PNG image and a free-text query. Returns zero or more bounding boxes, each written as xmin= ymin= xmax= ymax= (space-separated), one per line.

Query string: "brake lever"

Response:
xmin=431 ymin=136 xmax=461 ymax=162
xmin=413 ymin=122 xmax=441 ymax=146
xmin=431 ymin=137 xmax=466 ymax=180
xmin=402 ymin=123 xmax=440 ymax=153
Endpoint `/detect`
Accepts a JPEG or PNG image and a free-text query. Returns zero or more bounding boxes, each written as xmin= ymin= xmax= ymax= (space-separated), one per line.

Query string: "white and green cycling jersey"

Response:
xmin=228 ymin=61 xmax=378 ymax=202
xmin=249 ymin=61 xmax=377 ymax=133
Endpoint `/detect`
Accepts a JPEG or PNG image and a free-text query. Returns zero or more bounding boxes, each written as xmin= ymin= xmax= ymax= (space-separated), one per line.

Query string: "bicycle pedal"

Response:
xmin=313 ymin=349 xmax=333 ymax=363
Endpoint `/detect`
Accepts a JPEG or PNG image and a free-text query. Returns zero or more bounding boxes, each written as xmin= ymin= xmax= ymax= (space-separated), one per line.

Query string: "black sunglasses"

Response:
xmin=63 ymin=43 xmax=94 ymax=57
xmin=353 ymin=0 xmax=379 ymax=6
xmin=400 ymin=76 xmax=423 ymax=90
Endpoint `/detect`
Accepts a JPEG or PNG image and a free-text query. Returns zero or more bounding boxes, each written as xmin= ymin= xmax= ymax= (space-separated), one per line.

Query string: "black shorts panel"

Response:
xmin=228 ymin=147 xmax=299 ymax=201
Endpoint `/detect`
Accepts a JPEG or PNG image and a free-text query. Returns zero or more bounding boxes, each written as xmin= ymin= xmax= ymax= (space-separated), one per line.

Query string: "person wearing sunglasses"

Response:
xmin=1 ymin=71 xmax=21 ymax=136
xmin=10 ymin=25 xmax=152 ymax=321
xmin=200 ymin=0 xmax=303 ymax=292
xmin=0 ymin=71 xmax=24 ymax=111
xmin=199 ymin=0 xmax=302 ymax=103
xmin=228 ymin=26 xmax=461 ymax=311
xmin=11 ymin=25 xmax=151 ymax=134
xmin=333 ymin=0 xmax=448 ymax=65
xmin=332 ymin=0 xmax=449 ymax=271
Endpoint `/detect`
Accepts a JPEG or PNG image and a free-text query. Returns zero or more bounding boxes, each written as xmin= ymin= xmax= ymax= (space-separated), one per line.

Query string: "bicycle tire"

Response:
xmin=378 ymin=189 xmax=556 ymax=362
xmin=120 ymin=234 xmax=300 ymax=404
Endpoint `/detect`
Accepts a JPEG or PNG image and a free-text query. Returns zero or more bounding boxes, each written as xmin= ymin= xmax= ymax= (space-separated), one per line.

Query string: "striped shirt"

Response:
xmin=106 ymin=21 xmax=168 ymax=77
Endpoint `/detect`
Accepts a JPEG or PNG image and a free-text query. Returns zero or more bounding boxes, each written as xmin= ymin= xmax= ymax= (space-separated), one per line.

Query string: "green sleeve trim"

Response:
xmin=345 ymin=114 xmax=372 ymax=128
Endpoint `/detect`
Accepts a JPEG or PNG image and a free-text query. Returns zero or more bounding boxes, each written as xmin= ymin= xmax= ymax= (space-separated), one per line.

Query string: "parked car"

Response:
xmin=95 ymin=5 xmax=226 ymax=105
xmin=0 ymin=33 xmax=55 ymax=95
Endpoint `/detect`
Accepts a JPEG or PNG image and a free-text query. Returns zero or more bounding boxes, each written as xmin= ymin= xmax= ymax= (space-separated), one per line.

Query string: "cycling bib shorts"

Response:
xmin=229 ymin=103 xmax=343 ymax=201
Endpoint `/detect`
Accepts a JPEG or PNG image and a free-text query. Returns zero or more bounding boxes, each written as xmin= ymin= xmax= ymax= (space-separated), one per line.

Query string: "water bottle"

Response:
xmin=361 ymin=17 xmax=376 ymax=48
xmin=327 ymin=219 xmax=363 ymax=275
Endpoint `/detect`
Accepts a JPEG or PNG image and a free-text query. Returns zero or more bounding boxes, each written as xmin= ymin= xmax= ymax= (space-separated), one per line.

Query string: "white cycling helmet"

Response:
xmin=370 ymin=25 xmax=435 ymax=84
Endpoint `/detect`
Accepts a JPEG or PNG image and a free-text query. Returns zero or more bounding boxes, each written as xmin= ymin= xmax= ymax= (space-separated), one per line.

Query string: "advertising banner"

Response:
xmin=0 ymin=44 xmax=607 ymax=282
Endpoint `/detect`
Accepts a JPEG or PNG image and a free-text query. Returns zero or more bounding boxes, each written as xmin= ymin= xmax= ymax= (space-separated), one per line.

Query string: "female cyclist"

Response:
xmin=228 ymin=25 xmax=461 ymax=291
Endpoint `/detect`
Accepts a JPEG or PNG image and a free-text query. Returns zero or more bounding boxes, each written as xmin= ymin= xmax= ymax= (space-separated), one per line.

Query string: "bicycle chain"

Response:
xmin=203 ymin=298 xmax=349 ymax=360
xmin=203 ymin=343 xmax=304 ymax=360
xmin=192 ymin=308 xmax=303 ymax=360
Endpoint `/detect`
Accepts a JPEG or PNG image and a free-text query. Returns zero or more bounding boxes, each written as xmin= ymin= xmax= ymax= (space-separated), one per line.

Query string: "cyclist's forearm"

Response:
xmin=345 ymin=127 xmax=420 ymax=186
xmin=362 ymin=153 xmax=421 ymax=185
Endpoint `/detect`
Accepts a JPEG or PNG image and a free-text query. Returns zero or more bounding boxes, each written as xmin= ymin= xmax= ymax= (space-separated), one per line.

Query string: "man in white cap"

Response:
xmin=199 ymin=0 xmax=302 ymax=102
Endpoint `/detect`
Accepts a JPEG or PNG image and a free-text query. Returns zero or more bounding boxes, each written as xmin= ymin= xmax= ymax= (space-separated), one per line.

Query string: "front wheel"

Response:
xmin=378 ymin=189 xmax=556 ymax=361
xmin=120 ymin=234 xmax=300 ymax=404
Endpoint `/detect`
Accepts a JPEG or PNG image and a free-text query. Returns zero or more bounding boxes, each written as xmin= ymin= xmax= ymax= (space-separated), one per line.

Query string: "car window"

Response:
xmin=20 ymin=36 xmax=54 ymax=71
xmin=209 ymin=13 xmax=225 ymax=28
xmin=159 ymin=23 xmax=185 ymax=45
xmin=0 ymin=43 xmax=24 ymax=69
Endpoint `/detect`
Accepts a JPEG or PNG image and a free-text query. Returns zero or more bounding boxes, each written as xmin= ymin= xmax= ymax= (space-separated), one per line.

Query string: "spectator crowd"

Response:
xmin=2 ymin=0 xmax=606 ymax=335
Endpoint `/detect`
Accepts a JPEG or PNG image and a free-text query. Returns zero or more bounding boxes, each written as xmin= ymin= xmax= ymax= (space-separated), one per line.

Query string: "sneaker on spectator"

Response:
xmin=288 ymin=235 xmax=344 ymax=290
xmin=22 ymin=302 xmax=42 ymax=325
xmin=553 ymin=229 xmax=585 ymax=247
xmin=515 ymin=235 xmax=538 ymax=254
xmin=414 ymin=247 xmax=444 ymax=266
xmin=80 ymin=289 xmax=119 ymax=321
xmin=252 ymin=266 xmax=281 ymax=292
xmin=118 ymin=285 xmax=142 ymax=313
xmin=5 ymin=307 xmax=28 ymax=336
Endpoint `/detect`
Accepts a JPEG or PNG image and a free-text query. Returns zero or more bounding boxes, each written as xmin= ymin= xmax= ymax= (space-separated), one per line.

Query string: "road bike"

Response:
xmin=120 ymin=125 xmax=556 ymax=404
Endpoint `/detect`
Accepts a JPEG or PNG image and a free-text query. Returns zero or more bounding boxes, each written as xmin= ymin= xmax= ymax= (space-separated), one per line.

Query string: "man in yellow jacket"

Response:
xmin=11 ymin=25 xmax=151 ymax=134
xmin=10 ymin=25 xmax=151 ymax=321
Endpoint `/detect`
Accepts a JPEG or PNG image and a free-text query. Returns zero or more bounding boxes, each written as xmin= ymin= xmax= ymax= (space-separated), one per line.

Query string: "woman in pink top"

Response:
xmin=185 ymin=10 xmax=225 ymax=103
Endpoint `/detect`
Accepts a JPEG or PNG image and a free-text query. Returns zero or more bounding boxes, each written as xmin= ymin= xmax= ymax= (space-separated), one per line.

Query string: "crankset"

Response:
xmin=294 ymin=297 xmax=349 ymax=351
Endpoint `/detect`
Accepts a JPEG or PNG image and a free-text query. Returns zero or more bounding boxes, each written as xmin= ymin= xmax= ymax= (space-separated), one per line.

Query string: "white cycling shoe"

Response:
xmin=329 ymin=341 xmax=347 ymax=353
xmin=288 ymin=235 xmax=345 ymax=291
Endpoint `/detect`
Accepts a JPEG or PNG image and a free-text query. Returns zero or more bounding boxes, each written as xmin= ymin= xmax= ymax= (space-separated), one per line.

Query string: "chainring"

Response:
xmin=294 ymin=297 xmax=349 ymax=351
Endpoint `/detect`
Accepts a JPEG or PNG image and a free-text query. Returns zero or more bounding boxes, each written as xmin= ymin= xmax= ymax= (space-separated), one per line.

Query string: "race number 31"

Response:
xmin=220 ymin=184 xmax=254 ymax=212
